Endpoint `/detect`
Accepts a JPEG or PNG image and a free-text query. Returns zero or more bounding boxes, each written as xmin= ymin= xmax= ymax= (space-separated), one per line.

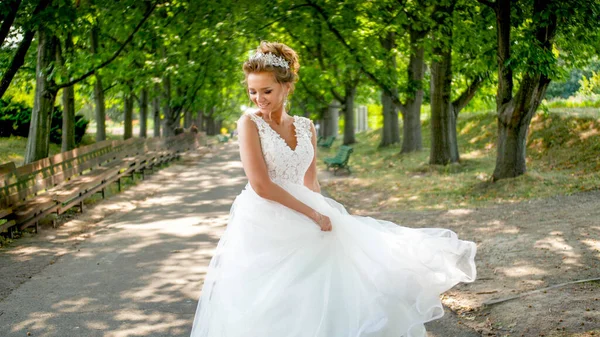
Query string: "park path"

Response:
xmin=0 ymin=142 xmax=478 ymax=337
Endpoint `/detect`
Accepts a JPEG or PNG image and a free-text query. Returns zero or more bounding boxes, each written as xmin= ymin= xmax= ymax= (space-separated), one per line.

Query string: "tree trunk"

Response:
xmin=139 ymin=88 xmax=148 ymax=138
xmin=205 ymin=114 xmax=215 ymax=136
xmin=493 ymin=73 xmax=551 ymax=179
xmin=379 ymin=31 xmax=400 ymax=147
xmin=184 ymin=109 xmax=192 ymax=129
xmin=323 ymin=102 xmax=339 ymax=138
xmin=24 ymin=30 xmax=57 ymax=164
xmin=124 ymin=92 xmax=133 ymax=140
xmin=380 ymin=90 xmax=398 ymax=147
xmin=400 ymin=28 xmax=425 ymax=153
xmin=430 ymin=46 xmax=459 ymax=164
xmin=57 ymin=34 xmax=75 ymax=152
xmin=161 ymin=74 xmax=177 ymax=137
xmin=198 ymin=111 xmax=204 ymax=131
xmin=91 ymin=24 xmax=106 ymax=141
xmin=342 ymin=84 xmax=356 ymax=145
xmin=492 ymin=0 xmax=557 ymax=180
xmin=429 ymin=3 xmax=458 ymax=165
xmin=153 ymin=84 xmax=161 ymax=137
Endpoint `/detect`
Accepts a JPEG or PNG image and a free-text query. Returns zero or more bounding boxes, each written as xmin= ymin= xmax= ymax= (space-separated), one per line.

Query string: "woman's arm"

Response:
xmin=303 ymin=121 xmax=321 ymax=193
xmin=237 ymin=115 xmax=327 ymax=229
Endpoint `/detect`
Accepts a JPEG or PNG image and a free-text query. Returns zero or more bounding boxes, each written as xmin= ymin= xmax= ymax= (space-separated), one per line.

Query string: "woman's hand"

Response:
xmin=312 ymin=210 xmax=332 ymax=231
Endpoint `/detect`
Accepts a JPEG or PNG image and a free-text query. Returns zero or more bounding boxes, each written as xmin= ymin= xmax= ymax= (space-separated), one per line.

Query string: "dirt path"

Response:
xmin=332 ymin=185 xmax=600 ymax=336
xmin=1 ymin=142 xmax=598 ymax=336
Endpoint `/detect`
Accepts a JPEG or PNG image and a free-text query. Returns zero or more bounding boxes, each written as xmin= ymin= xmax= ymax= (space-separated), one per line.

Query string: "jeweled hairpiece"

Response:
xmin=249 ymin=52 xmax=290 ymax=69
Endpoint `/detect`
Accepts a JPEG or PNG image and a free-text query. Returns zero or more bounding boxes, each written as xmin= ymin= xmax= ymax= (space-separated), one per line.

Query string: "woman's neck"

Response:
xmin=263 ymin=109 xmax=287 ymax=125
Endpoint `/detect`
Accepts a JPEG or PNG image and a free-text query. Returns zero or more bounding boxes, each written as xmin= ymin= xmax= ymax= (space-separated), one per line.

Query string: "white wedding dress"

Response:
xmin=190 ymin=113 xmax=476 ymax=337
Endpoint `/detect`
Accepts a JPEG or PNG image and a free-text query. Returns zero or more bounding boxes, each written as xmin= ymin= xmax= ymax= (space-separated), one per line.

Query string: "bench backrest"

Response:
xmin=1 ymin=139 xmax=134 ymax=207
xmin=0 ymin=134 xmax=194 ymax=209
xmin=0 ymin=162 xmax=18 ymax=209
xmin=334 ymin=145 xmax=353 ymax=163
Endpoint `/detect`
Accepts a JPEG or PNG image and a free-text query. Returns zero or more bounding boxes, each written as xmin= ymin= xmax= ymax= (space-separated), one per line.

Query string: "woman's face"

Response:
xmin=247 ymin=72 xmax=288 ymax=114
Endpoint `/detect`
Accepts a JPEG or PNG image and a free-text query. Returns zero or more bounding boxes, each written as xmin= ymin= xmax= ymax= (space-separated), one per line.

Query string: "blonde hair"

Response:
xmin=243 ymin=41 xmax=300 ymax=94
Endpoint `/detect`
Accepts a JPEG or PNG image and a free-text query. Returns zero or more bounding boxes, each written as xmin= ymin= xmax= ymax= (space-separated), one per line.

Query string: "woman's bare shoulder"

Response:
xmin=237 ymin=113 xmax=258 ymax=130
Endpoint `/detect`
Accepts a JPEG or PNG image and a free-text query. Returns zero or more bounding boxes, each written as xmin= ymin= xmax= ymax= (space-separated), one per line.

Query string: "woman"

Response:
xmin=190 ymin=41 xmax=476 ymax=337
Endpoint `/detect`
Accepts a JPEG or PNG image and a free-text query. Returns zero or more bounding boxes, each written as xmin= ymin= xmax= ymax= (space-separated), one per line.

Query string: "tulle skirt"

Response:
xmin=190 ymin=182 xmax=476 ymax=337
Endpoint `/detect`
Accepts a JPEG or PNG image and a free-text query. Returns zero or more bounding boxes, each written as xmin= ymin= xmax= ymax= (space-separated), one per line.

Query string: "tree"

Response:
xmin=0 ymin=0 xmax=52 ymax=99
xmin=479 ymin=0 xmax=600 ymax=180
xmin=24 ymin=0 xmax=156 ymax=163
xmin=303 ymin=0 xmax=429 ymax=152
xmin=429 ymin=0 xmax=488 ymax=165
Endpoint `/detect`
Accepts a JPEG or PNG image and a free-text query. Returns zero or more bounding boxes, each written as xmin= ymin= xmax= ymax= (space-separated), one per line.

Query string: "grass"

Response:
xmin=0 ymin=136 xmax=63 ymax=167
xmin=317 ymin=111 xmax=600 ymax=212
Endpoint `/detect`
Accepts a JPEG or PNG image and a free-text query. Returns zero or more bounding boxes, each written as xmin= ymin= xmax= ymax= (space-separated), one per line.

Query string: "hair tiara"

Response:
xmin=248 ymin=52 xmax=290 ymax=69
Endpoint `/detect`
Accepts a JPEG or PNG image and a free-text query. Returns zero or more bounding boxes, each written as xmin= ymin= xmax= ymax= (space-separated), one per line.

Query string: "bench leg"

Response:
xmin=34 ymin=221 xmax=39 ymax=234
xmin=79 ymin=200 xmax=84 ymax=213
xmin=9 ymin=226 xmax=14 ymax=239
xmin=101 ymin=187 xmax=105 ymax=199
xmin=118 ymin=178 xmax=122 ymax=192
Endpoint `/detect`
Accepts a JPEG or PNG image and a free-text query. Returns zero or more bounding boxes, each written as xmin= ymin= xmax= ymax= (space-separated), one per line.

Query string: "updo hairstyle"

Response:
xmin=243 ymin=41 xmax=300 ymax=94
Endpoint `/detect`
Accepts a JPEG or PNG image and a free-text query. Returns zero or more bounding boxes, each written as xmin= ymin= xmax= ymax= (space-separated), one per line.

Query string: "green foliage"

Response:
xmin=0 ymin=98 xmax=88 ymax=145
xmin=577 ymin=71 xmax=600 ymax=96
xmin=545 ymin=59 xmax=600 ymax=99
xmin=0 ymin=99 xmax=31 ymax=137
xmin=545 ymin=96 xmax=600 ymax=109
xmin=49 ymin=110 xmax=90 ymax=146
xmin=366 ymin=104 xmax=383 ymax=130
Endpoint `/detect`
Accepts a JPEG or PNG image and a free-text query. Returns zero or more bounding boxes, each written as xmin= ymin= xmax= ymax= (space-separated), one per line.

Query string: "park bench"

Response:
xmin=318 ymin=135 xmax=336 ymax=148
xmin=323 ymin=145 xmax=354 ymax=175
xmin=0 ymin=132 xmax=199 ymax=236
xmin=0 ymin=162 xmax=17 ymax=234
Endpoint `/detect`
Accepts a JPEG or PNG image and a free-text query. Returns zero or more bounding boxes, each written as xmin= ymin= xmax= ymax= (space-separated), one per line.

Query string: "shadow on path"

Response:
xmin=0 ymin=142 xmax=480 ymax=336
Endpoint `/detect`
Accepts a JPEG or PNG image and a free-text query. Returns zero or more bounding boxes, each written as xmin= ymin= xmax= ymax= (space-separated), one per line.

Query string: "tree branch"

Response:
xmin=299 ymin=80 xmax=328 ymax=106
xmin=330 ymin=88 xmax=344 ymax=103
xmin=0 ymin=0 xmax=52 ymax=99
xmin=452 ymin=73 xmax=488 ymax=115
xmin=0 ymin=0 xmax=22 ymax=48
xmin=304 ymin=0 xmax=407 ymax=112
xmin=484 ymin=277 xmax=600 ymax=306
xmin=56 ymin=2 xmax=157 ymax=90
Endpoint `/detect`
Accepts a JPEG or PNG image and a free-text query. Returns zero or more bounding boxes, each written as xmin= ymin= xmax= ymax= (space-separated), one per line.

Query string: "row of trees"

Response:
xmin=259 ymin=0 xmax=599 ymax=180
xmin=0 ymin=0 xmax=243 ymax=164
xmin=1 ymin=0 xmax=599 ymax=180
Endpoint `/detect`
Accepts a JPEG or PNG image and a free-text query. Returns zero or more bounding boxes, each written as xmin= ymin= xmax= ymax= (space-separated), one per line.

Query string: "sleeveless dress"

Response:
xmin=190 ymin=113 xmax=477 ymax=337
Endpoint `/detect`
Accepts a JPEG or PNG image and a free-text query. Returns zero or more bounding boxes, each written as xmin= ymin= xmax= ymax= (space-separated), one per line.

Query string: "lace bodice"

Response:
xmin=246 ymin=113 xmax=314 ymax=186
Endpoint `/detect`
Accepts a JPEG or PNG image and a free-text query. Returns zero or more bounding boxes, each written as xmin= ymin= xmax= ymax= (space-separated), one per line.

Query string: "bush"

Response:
xmin=0 ymin=97 xmax=89 ymax=146
xmin=0 ymin=99 xmax=30 ymax=137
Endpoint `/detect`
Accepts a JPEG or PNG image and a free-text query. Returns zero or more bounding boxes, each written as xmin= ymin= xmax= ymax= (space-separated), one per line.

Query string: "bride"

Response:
xmin=190 ymin=41 xmax=477 ymax=337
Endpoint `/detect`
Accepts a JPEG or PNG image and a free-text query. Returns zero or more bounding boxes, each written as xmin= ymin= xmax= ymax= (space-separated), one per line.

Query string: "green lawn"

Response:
xmin=318 ymin=111 xmax=600 ymax=212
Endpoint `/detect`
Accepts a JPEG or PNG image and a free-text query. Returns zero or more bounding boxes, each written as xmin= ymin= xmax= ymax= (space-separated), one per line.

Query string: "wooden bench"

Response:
xmin=0 ymin=162 xmax=17 ymax=236
xmin=318 ymin=135 xmax=336 ymax=148
xmin=0 ymin=133 xmax=200 ymax=236
xmin=324 ymin=145 xmax=353 ymax=175
xmin=1 ymin=139 xmax=139 ymax=232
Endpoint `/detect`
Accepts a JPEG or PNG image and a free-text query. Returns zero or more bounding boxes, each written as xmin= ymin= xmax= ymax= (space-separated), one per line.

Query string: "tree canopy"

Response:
xmin=1 ymin=0 xmax=598 ymax=179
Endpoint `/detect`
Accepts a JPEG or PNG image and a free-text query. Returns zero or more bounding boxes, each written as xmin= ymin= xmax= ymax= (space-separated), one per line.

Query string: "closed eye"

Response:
xmin=248 ymin=90 xmax=273 ymax=95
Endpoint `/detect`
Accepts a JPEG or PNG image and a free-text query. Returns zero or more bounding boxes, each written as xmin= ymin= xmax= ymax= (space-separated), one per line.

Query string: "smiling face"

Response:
xmin=247 ymin=72 xmax=289 ymax=115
